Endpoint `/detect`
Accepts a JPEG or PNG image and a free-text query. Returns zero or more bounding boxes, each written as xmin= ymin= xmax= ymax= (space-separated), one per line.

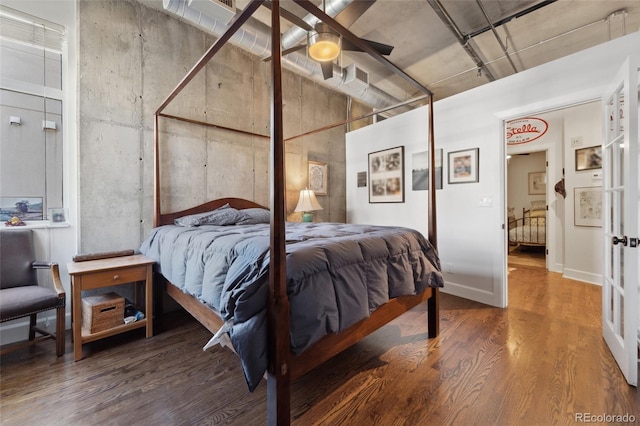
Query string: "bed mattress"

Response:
xmin=140 ymin=222 xmax=443 ymax=390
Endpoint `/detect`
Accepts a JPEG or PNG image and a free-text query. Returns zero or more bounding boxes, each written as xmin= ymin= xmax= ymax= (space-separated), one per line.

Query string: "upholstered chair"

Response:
xmin=0 ymin=229 xmax=66 ymax=356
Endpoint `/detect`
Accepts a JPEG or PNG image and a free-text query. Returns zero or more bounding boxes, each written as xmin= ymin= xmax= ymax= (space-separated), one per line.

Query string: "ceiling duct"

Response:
xmin=162 ymin=0 xmax=401 ymax=109
xmin=343 ymin=64 xmax=369 ymax=93
xmin=187 ymin=0 xmax=236 ymax=24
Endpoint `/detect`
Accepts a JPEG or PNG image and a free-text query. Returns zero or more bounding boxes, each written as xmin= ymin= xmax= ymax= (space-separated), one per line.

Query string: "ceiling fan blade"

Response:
xmin=262 ymin=44 xmax=306 ymax=62
xmin=320 ymin=61 xmax=334 ymax=80
xmin=342 ymin=38 xmax=394 ymax=56
xmin=334 ymin=0 xmax=377 ymax=29
xmin=262 ymin=1 xmax=314 ymax=32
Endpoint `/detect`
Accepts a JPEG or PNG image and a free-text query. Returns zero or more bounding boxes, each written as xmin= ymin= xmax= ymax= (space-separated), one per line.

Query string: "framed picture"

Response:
xmin=48 ymin=208 xmax=67 ymax=224
xmin=412 ymin=148 xmax=443 ymax=191
xmin=528 ymin=171 xmax=546 ymax=195
xmin=368 ymin=146 xmax=404 ymax=203
xmin=448 ymin=148 xmax=479 ymax=184
xmin=575 ymin=146 xmax=602 ymax=171
xmin=357 ymin=171 xmax=367 ymax=187
xmin=574 ymin=186 xmax=602 ymax=227
xmin=308 ymin=160 xmax=328 ymax=195
xmin=0 ymin=197 xmax=43 ymax=221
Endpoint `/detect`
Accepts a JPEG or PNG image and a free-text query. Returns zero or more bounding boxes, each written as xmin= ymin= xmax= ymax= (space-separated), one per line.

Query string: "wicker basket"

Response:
xmin=82 ymin=292 xmax=125 ymax=333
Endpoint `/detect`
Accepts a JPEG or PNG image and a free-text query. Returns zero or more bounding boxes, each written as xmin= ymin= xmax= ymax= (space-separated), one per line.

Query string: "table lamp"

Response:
xmin=294 ymin=189 xmax=323 ymax=222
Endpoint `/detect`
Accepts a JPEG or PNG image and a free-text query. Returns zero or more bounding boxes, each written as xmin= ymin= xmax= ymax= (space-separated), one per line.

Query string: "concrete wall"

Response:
xmin=78 ymin=0 xmax=348 ymax=253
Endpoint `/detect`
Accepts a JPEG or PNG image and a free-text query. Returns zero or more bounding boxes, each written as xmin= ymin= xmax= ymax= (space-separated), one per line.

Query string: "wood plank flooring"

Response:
xmin=1 ymin=265 xmax=638 ymax=425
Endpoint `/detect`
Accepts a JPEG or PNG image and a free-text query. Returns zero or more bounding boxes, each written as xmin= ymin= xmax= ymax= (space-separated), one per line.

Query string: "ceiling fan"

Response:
xmin=263 ymin=0 xmax=394 ymax=80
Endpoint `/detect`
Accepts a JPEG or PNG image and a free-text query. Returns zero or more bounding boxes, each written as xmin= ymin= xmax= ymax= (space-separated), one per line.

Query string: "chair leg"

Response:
xmin=29 ymin=314 xmax=37 ymax=340
xmin=56 ymin=306 xmax=65 ymax=356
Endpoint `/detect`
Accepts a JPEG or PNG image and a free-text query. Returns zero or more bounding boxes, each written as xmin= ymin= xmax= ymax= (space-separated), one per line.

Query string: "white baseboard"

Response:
xmin=441 ymin=280 xmax=499 ymax=307
xmin=0 ymin=313 xmax=71 ymax=346
xmin=562 ymin=268 xmax=602 ymax=286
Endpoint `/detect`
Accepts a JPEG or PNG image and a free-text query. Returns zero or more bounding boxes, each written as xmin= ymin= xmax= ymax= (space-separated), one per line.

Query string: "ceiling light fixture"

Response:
xmin=308 ymin=22 xmax=341 ymax=62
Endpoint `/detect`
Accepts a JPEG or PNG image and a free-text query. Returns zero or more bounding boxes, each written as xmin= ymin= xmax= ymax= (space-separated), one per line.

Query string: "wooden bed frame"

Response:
xmin=152 ymin=2 xmax=439 ymax=425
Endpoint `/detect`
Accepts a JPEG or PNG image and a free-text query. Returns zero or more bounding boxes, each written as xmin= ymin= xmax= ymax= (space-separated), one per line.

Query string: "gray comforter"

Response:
xmin=139 ymin=222 xmax=443 ymax=391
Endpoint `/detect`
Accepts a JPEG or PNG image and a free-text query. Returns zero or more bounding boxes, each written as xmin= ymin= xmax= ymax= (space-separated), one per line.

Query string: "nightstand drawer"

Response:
xmin=81 ymin=265 xmax=147 ymax=288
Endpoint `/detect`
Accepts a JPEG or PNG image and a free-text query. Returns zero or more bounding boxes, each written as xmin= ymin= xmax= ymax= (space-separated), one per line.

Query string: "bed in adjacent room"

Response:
xmin=146 ymin=1 xmax=442 ymax=424
xmin=509 ymin=201 xmax=546 ymax=247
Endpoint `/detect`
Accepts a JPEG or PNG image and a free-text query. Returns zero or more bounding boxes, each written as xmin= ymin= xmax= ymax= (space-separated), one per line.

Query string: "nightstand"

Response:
xmin=67 ymin=254 xmax=155 ymax=361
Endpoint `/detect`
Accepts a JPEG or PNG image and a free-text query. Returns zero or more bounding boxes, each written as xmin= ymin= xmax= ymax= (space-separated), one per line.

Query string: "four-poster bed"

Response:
xmin=147 ymin=1 xmax=441 ymax=424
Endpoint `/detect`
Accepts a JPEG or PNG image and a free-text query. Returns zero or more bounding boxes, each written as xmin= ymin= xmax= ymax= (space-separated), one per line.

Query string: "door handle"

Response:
xmin=612 ymin=235 xmax=628 ymax=246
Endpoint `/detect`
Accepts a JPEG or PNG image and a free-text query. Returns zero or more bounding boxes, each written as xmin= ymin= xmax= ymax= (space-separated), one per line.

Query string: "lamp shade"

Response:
xmin=308 ymin=22 xmax=341 ymax=62
xmin=294 ymin=189 xmax=323 ymax=213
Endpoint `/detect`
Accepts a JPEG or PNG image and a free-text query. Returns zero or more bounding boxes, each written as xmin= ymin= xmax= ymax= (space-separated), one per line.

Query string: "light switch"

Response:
xmin=570 ymin=136 xmax=583 ymax=147
xmin=10 ymin=116 xmax=21 ymax=125
xmin=479 ymin=195 xmax=493 ymax=207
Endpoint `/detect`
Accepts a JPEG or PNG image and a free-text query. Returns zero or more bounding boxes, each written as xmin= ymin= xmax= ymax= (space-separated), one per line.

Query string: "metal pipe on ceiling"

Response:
xmin=425 ymin=0 xmax=496 ymax=82
xmin=475 ymin=0 xmax=518 ymax=74
xmin=427 ymin=11 xmax=614 ymax=88
xmin=467 ymin=0 xmax=557 ymax=39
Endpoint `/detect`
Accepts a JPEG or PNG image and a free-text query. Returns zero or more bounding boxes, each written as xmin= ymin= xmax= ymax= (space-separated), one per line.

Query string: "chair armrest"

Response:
xmin=32 ymin=262 xmax=65 ymax=297
xmin=49 ymin=264 xmax=65 ymax=297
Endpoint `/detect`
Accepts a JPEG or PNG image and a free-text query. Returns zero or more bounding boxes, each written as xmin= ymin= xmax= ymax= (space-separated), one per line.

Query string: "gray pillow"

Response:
xmin=236 ymin=208 xmax=270 ymax=225
xmin=174 ymin=204 xmax=241 ymax=227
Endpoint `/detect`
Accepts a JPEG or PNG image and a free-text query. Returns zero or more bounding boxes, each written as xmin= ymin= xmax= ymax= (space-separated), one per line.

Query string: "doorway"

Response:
xmin=503 ymin=101 xmax=604 ymax=299
xmin=507 ymin=150 xmax=547 ymax=270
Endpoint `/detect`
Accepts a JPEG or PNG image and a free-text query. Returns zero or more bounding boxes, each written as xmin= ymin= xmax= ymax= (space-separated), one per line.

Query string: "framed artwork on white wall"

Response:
xmin=448 ymin=148 xmax=479 ymax=184
xmin=574 ymin=186 xmax=602 ymax=227
xmin=528 ymin=171 xmax=546 ymax=195
xmin=368 ymin=146 xmax=404 ymax=203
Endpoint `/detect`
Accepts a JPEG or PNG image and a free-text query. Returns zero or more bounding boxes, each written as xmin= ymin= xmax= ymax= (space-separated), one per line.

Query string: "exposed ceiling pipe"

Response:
xmin=428 ymin=10 xmax=612 ymax=88
xmin=280 ymin=0 xmax=353 ymax=50
xmin=475 ymin=0 xmax=518 ymax=74
xmin=162 ymin=0 xmax=400 ymax=109
xmin=425 ymin=0 xmax=495 ymax=82
xmin=467 ymin=0 xmax=557 ymax=39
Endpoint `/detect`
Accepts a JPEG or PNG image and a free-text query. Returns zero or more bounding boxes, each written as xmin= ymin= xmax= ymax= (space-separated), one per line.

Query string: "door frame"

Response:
xmin=497 ymin=95 xmax=602 ymax=307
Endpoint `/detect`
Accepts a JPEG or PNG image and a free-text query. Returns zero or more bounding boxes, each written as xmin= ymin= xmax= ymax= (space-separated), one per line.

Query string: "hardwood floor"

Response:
xmin=1 ymin=268 xmax=637 ymax=425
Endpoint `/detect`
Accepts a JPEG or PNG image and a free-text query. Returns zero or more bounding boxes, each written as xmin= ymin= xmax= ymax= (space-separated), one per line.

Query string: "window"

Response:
xmin=0 ymin=6 xmax=65 ymax=221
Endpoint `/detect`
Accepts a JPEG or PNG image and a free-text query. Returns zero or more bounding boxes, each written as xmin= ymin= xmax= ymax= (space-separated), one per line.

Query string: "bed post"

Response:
xmin=267 ymin=1 xmax=291 ymax=425
xmin=153 ymin=113 xmax=160 ymax=227
xmin=427 ymin=95 xmax=440 ymax=337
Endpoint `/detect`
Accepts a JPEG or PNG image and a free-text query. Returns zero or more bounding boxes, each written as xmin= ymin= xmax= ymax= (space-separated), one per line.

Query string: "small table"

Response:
xmin=67 ymin=254 xmax=155 ymax=361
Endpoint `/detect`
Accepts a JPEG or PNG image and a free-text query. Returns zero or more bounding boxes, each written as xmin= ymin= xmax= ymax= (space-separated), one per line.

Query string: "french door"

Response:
xmin=602 ymin=56 xmax=638 ymax=386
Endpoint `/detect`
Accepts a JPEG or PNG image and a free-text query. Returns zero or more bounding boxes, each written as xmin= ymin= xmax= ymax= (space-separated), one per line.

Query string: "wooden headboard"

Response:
xmin=157 ymin=197 xmax=267 ymax=226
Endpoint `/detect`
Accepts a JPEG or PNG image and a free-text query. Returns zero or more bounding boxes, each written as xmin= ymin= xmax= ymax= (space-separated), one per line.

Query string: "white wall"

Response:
xmin=563 ymin=102 xmax=604 ymax=283
xmin=346 ymin=107 xmax=430 ymax=238
xmin=347 ymin=31 xmax=640 ymax=308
